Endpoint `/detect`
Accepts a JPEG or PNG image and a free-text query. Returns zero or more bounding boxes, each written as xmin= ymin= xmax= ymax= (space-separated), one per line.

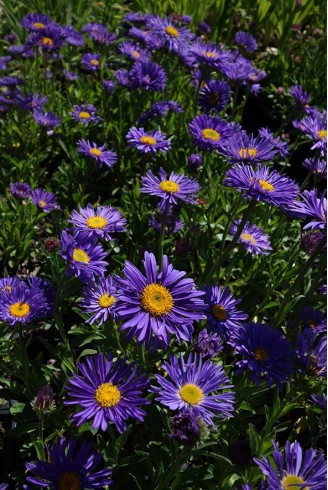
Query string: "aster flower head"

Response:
xmin=296 ymin=329 xmax=327 ymax=377
xmin=25 ymin=276 xmax=55 ymax=316
xmin=220 ymin=55 xmax=254 ymax=81
xmin=230 ymin=220 xmax=272 ymax=256
xmin=198 ymin=79 xmax=230 ymax=114
xmin=21 ymin=13 xmax=53 ymax=32
xmin=198 ymin=20 xmax=211 ymax=34
xmin=194 ymin=328 xmax=223 ymax=360
xmin=27 ymin=25 xmax=64 ymax=51
xmin=141 ymin=167 xmax=200 ymax=212
xmin=31 ymin=385 xmax=56 ymax=414
xmin=235 ymin=31 xmax=258 ymax=52
xmin=0 ymin=55 xmax=12 ymax=70
xmin=287 ymin=188 xmax=327 ymax=230
xmin=16 ymin=92 xmax=47 ymax=111
xmin=202 ymin=285 xmax=248 ymax=340
xmin=254 ymin=440 xmax=327 ymax=490
xmin=230 ymin=322 xmax=293 ymax=389
xmin=169 ymin=408 xmax=201 ymax=445
xmin=146 ymin=15 xmax=195 ymax=53
xmin=65 ymin=352 xmax=149 ymax=433
xmin=81 ymin=53 xmax=101 ymax=71
xmin=62 ymin=25 xmax=84 ymax=46
xmin=118 ymin=41 xmax=150 ymax=61
xmin=69 ymin=204 xmax=126 ymax=241
xmin=130 ymin=60 xmax=167 ymax=92
xmin=189 ymin=39 xmax=233 ymax=70
xmin=126 ymin=126 xmax=171 ymax=154
xmin=0 ymin=276 xmax=23 ymax=296
xmin=79 ymin=275 xmax=119 ymax=326
xmin=69 ymin=104 xmax=100 ymax=124
xmin=59 ymin=230 xmax=107 ymax=282
xmin=25 ymin=437 xmax=112 ymax=488
xmin=77 ymin=139 xmax=117 ymax=169
xmin=114 ymin=68 xmax=138 ymax=89
xmin=289 ymin=84 xmax=311 ymax=110
xmin=0 ymin=285 xmax=44 ymax=326
xmin=10 ymin=182 xmax=31 ymax=198
xmin=220 ymin=132 xmax=277 ymax=164
xmin=115 ymin=252 xmax=205 ymax=349
xmin=258 ymin=127 xmax=290 ymax=158
xmin=82 ymin=23 xmax=116 ymax=45
xmin=0 ymin=75 xmax=23 ymax=87
xmin=189 ymin=114 xmax=233 ymax=152
xmin=224 ymin=164 xmax=299 ymax=208
xmin=293 ymin=110 xmax=327 ymax=155
xmin=300 ymin=307 xmax=326 ymax=334
xmin=138 ymin=100 xmax=183 ymax=124
xmin=188 ymin=153 xmax=203 ymax=170
xmin=149 ymin=206 xmax=184 ymax=234
xmin=151 ymin=353 xmax=234 ymax=425
xmin=310 ymin=393 xmax=327 ymax=409
xmin=302 ymin=157 xmax=327 ymax=179
xmin=33 ymin=110 xmax=61 ymax=128
xmin=63 ymin=70 xmax=79 ymax=81
xmin=29 ymin=188 xmax=60 ymax=212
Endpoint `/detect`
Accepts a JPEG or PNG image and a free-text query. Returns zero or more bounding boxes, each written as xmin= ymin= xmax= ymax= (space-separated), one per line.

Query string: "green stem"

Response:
xmin=154 ymin=446 xmax=190 ymax=490
xmin=54 ymin=269 xmax=70 ymax=351
xmin=38 ymin=415 xmax=45 ymax=460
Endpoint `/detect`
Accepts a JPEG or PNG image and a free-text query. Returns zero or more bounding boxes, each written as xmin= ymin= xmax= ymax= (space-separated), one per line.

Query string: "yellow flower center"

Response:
xmin=41 ymin=37 xmax=53 ymax=47
xmin=238 ymin=147 xmax=258 ymax=159
xmin=78 ymin=111 xmax=91 ymax=119
xmin=140 ymin=135 xmax=157 ymax=145
xmin=202 ymin=128 xmax=220 ymax=141
xmin=95 ymin=382 xmax=121 ymax=407
xmin=202 ymin=50 xmax=218 ymax=59
xmin=86 ymin=216 xmax=107 ymax=229
xmin=179 ymin=383 xmax=203 ymax=405
xmin=241 ymin=232 xmax=256 ymax=244
xmin=132 ymin=50 xmax=140 ymax=58
xmin=282 ymin=475 xmax=308 ymax=490
xmin=33 ymin=22 xmax=45 ymax=29
xmin=89 ymin=148 xmax=102 ymax=156
xmin=90 ymin=59 xmax=100 ymax=66
xmin=141 ymin=283 xmax=174 ymax=316
xmin=2 ymin=285 xmax=12 ymax=293
xmin=254 ymin=347 xmax=269 ymax=361
xmin=39 ymin=199 xmax=47 ymax=208
xmin=318 ymin=129 xmax=327 ymax=140
xmin=57 ymin=471 xmax=81 ymax=490
xmin=208 ymin=92 xmax=220 ymax=104
xmin=211 ymin=304 xmax=228 ymax=321
xmin=165 ymin=26 xmax=179 ymax=38
xmin=9 ymin=302 xmax=30 ymax=318
xmin=159 ymin=180 xmax=180 ymax=193
xmin=258 ymin=179 xmax=274 ymax=192
xmin=72 ymin=248 xmax=90 ymax=263
xmin=98 ymin=294 xmax=115 ymax=308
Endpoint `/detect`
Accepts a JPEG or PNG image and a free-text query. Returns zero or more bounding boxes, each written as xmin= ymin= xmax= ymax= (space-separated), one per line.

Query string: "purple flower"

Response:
xmin=150 ymin=353 xmax=235 ymax=425
xmin=126 ymin=126 xmax=171 ymax=154
xmin=103 ymin=79 xmax=116 ymax=92
xmin=114 ymin=68 xmax=138 ymax=89
xmin=69 ymin=204 xmax=126 ymax=241
xmin=189 ymin=40 xmax=233 ymax=70
xmin=0 ymin=75 xmax=23 ymax=86
xmin=82 ymin=23 xmax=116 ymax=45
xmin=138 ymin=100 xmax=183 ymax=124
xmin=302 ymin=157 xmax=327 ymax=179
xmin=254 ymin=440 xmax=326 ymax=489
xmin=130 ymin=60 xmax=167 ymax=92
xmin=79 ymin=276 xmax=119 ymax=325
xmin=258 ymin=127 xmax=290 ymax=158
xmin=140 ymin=167 xmax=200 ymax=212
xmin=188 ymin=114 xmax=232 ymax=151
xmin=230 ymin=220 xmax=272 ymax=256
xmin=301 ymin=230 xmax=326 ymax=254
xmin=81 ymin=53 xmax=101 ymax=71
xmin=115 ymin=252 xmax=205 ymax=349
xmin=300 ymin=307 xmax=326 ymax=334
xmin=16 ymin=92 xmax=47 ymax=111
xmin=0 ymin=276 xmax=23 ymax=296
xmin=169 ymin=409 xmax=201 ymax=444
xmin=33 ymin=110 xmax=61 ymax=128
xmin=287 ymin=188 xmax=326 ymax=230
xmin=198 ymin=20 xmax=211 ymax=34
xmin=235 ymin=31 xmax=258 ymax=52
xmin=69 ymin=104 xmax=100 ymax=124
xmin=220 ymin=132 xmax=277 ymax=163
xmin=220 ymin=55 xmax=254 ymax=81
xmin=29 ymin=188 xmax=60 ymax=212
xmin=310 ymin=393 xmax=327 ymax=409
xmin=198 ymin=79 xmax=230 ymax=114
xmin=188 ymin=153 xmax=203 ymax=170
xmin=124 ymin=12 xmax=152 ymax=23
xmin=230 ymin=322 xmax=293 ymax=389
xmin=25 ymin=437 xmax=112 ymax=488
xmin=293 ymin=110 xmax=327 ymax=155
xmin=146 ymin=16 xmax=195 ymax=53
xmin=21 ymin=13 xmax=53 ymax=31
xmin=202 ymin=285 xmax=248 ymax=340
xmin=62 ymin=25 xmax=84 ymax=46
xmin=224 ymin=164 xmax=299 ymax=207
xmin=59 ymin=230 xmax=107 ymax=282
xmin=296 ymin=329 xmax=327 ymax=376
xmin=289 ymin=84 xmax=312 ymax=110
xmin=9 ymin=182 xmax=31 ymax=198
xmin=64 ymin=352 xmax=149 ymax=433
xmin=27 ymin=25 xmax=64 ymax=51
xmin=63 ymin=69 xmax=79 ymax=81
xmin=0 ymin=285 xmax=44 ymax=326
xmin=31 ymin=385 xmax=56 ymax=414
xmin=77 ymin=139 xmax=117 ymax=169
xmin=0 ymin=56 xmax=12 ymax=70
xmin=149 ymin=207 xmax=184 ymax=234
xmin=118 ymin=41 xmax=150 ymax=61
xmin=193 ymin=329 xmax=223 ymax=360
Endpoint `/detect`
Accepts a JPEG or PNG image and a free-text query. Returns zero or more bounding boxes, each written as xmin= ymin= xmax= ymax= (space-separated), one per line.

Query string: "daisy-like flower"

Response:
xmin=103 ymin=79 xmax=116 ymax=92
xmin=169 ymin=408 xmax=202 ymax=445
xmin=27 ymin=25 xmax=64 ymax=51
xmin=293 ymin=110 xmax=327 ymax=155
xmin=257 ymin=127 xmax=290 ymax=158
xmin=150 ymin=353 xmax=235 ymax=425
xmin=300 ymin=307 xmax=326 ymax=334
xmin=198 ymin=79 xmax=230 ymax=114
xmin=114 ymin=68 xmax=138 ymax=89
xmin=235 ymin=31 xmax=258 ymax=52
xmin=146 ymin=16 xmax=195 ymax=53
xmin=230 ymin=219 xmax=272 ymax=256
xmin=9 ymin=182 xmax=31 ymax=198
xmin=65 ymin=353 xmax=149 ymax=433
xmin=0 ymin=285 xmax=43 ymax=326
xmin=69 ymin=104 xmax=100 ymax=124
xmin=141 ymin=167 xmax=200 ymax=212
xmin=289 ymin=84 xmax=312 ymax=111
xmin=115 ymin=251 xmax=205 ymax=349
xmin=29 ymin=188 xmax=60 ymax=212
xmin=118 ymin=41 xmax=150 ymax=61
xmin=189 ymin=39 xmax=233 ymax=69
xmin=202 ymin=285 xmax=247 ymax=340
xmin=230 ymin=322 xmax=293 ymax=389
xmin=0 ymin=276 xmax=23 ymax=295
xmin=79 ymin=276 xmax=119 ymax=326
xmin=59 ymin=230 xmax=107 ymax=282
xmin=310 ymin=393 xmax=327 ymax=409
xmin=64 ymin=70 xmax=79 ymax=81
xmin=25 ymin=437 xmax=112 ymax=488
xmin=82 ymin=23 xmax=116 ymax=45
xmin=296 ymin=330 xmax=327 ymax=377
xmin=220 ymin=132 xmax=277 ymax=163
xmin=77 ymin=138 xmax=117 ymax=169
xmin=81 ymin=53 xmax=101 ymax=71
xmin=130 ymin=60 xmax=167 ymax=92
xmin=188 ymin=115 xmax=232 ymax=152
xmin=16 ymin=92 xmax=47 ymax=111
xmin=138 ymin=100 xmax=183 ymax=124
xmin=62 ymin=25 xmax=85 ymax=47
xmin=21 ymin=13 xmax=53 ymax=31
xmin=302 ymin=157 xmax=327 ymax=179
xmin=254 ymin=440 xmax=327 ymax=490
xmin=126 ymin=126 xmax=171 ymax=154
xmin=69 ymin=204 xmax=126 ymax=241
xmin=149 ymin=206 xmax=184 ymax=235
xmin=224 ymin=164 xmax=299 ymax=208
xmin=33 ymin=110 xmax=61 ymax=128
xmin=287 ymin=188 xmax=327 ymax=230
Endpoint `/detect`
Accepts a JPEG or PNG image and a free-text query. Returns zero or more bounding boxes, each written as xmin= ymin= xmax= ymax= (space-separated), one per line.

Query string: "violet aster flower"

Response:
xmin=198 ymin=20 xmax=211 ymax=34
xmin=202 ymin=285 xmax=248 ymax=341
xmin=300 ymin=307 xmax=326 ymax=334
xmin=289 ymin=84 xmax=312 ymax=110
xmin=115 ymin=252 xmax=205 ymax=349
xmin=114 ymin=68 xmax=138 ymax=89
xmin=130 ymin=60 xmax=167 ymax=92
xmin=21 ymin=13 xmax=53 ymax=31
xmin=126 ymin=126 xmax=171 ymax=154
xmin=118 ymin=41 xmax=150 ymax=61
xmin=0 ymin=276 xmax=23 ymax=295
xmin=0 ymin=285 xmax=44 ymax=326
xmin=69 ymin=204 xmax=126 ymax=241
xmin=124 ymin=12 xmax=151 ymax=23
xmin=0 ymin=484 xmax=8 ymax=490
xmin=31 ymin=385 xmax=56 ymax=415
xmin=231 ymin=322 xmax=293 ymax=389
xmin=63 ymin=69 xmax=79 ymax=81
xmin=59 ymin=230 xmax=107 ymax=282
xmin=25 ymin=276 xmax=55 ymax=317
xmin=194 ymin=328 xmax=223 ymax=360
xmin=103 ymin=79 xmax=116 ymax=92
xmin=189 ymin=115 xmax=232 ymax=151
xmin=258 ymin=127 xmax=290 ymax=158
xmin=138 ymin=100 xmax=183 ymax=124
xmin=296 ymin=329 xmax=327 ymax=377
xmin=79 ymin=276 xmax=119 ymax=325
xmin=25 ymin=437 xmax=112 ymax=488
xmin=82 ymin=23 xmax=116 ymax=45
xmin=9 ymin=182 xmax=31 ymax=198
xmin=220 ymin=132 xmax=277 ymax=163
xmin=301 ymin=230 xmax=326 ymax=254
xmin=169 ymin=408 xmax=201 ymax=445
xmin=293 ymin=110 xmax=327 ymax=155
xmin=0 ymin=55 xmax=12 ymax=70
xmin=220 ymin=55 xmax=254 ymax=81
xmin=230 ymin=220 xmax=272 ymax=256
xmin=254 ymin=440 xmax=327 ymax=490
xmin=77 ymin=138 xmax=117 ymax=169
xmin=29 ymin=188 xmax=60 ymax=212
xmin=81 ymin=53 xmax=101 ymax=71
xmin=146 ymin=16 xmax=195 ymax=53
xmin=150 ymin=353 xmax=234 ymax=425
xmin=65 ymin=352 xmax=149 ymax=433
xmin=188 ymin=153 xmax=202 ymax=170
xmin=149 ymin=206 xmax=184 ymax=234
xmin=62 ymin=25 xmax=84 ymax=46
xmin=27 ymin=25 xmax=64 ymax=51
xmin=189 ymin=39 xmax=233 ymax=69
xmin=302 ymin=157 xmax=327 ymax=179
xmin=235 ymin=31 xmax=258 ymax=52
xmin=69 ymin=104 xmax=100 ymax=124
xmin=16 ymin=92 xmax=47 ymax=111
xmin=0 ymin=76 xmax=23 ymax=87
xmin=33 ymin=110 xmax=61 ymax=128
xmin=225 ymin=164 xmax=299 ymax=207
xmin=140 ymin=167 xmax=200 ymax=212
xmin=310 ymin=393 xmax=327 ymax=409
xmin=198 ymin=79 xmax=230 ymax=114
xmin=287 ymin=188 xmax=327 ymax=230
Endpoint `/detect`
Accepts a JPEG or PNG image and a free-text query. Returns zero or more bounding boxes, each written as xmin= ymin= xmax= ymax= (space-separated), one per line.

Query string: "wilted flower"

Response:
xmin=31 ymin=385 xmax=56 ymax=414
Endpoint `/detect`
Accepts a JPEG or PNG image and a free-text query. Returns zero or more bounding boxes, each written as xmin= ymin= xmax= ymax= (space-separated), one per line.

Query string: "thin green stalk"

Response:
xmin=38 ymin=415 xmax=45 ymax=460
xmin=54 ymin=269 xmax=70 ymax=351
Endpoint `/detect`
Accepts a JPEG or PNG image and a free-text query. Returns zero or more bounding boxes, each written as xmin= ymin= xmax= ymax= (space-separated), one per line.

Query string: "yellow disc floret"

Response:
xmin=202 ymin=128 xmax=220 ymax=141
xmin=86 ymin=216 xmax=107 ymax=229
xmin=159 ymin=180 xmax=180 ymax=193
xmin=165 ymin=26 xmax=179 ymax=38
xmin=211 ymin=304 xmax=228 ymax=321
xmin=78 ymin=111 xmax=91 ymax=119
xmin=73 ymin=248 xmax=90 ymax=263
xmin=98 ymin=294 xmax=115 ymax=308
xmin=90 ymin=59 xmax=100 ymax=66
xmin=89 ymin=148 xmax=102 ymax=156
xmin=57 ymin=472 xmax=81 ymax=490
xmin=318 ymin=129 xmax=327 ymax=140
xmin=95 ymin=382 xmax=121 ymax=407
xmin=238 ymin=147 xmax=258 ymax=159
xmin=9 ymin=302 xmax=30 ymax=318
xmin=39 ymin=199 xmax=47 ymax=208
xmin=241 ymin=232 xmax=256 ymax=244
xmin=258 ymin=179 xmax=274 ymax=192
xmin=33 ymin=22 xmax=45 ymax=29
xmin=41 ymin=37 xmax=53 ymax=47
xmin=140 ymin=136 xmax=157 ymax=145
xmin=282 ymin=475 xmax=308 ymax=490
xmin=179 ymin=383 xmax=203 ymax=405
xmin=141 ymin=283 xmax=174 ymax=316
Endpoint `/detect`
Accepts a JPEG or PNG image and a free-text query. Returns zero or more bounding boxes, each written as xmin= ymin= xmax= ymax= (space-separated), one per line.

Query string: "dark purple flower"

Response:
xmin=230 ymin=220 xmax=272 ymax=256
xmin=69 ymin=104 xmax=100 ymax=124
xmin=82 ymin=23 xmax=116 ymax=45
xmin=194 ymin=329 xmax=223 ymax=360
xmin=33 ymin=110 xmax=61 ymax=128
xmin=0 ymin=56 xmax=12 ymax=70
xmin=235 ymin=31 xmax=258 ymax=52
xmin=189 ymin=39 xmax=233 ymax=70
xmin=103 ymin=79 xmax=116 ymax=92
xmin=21 ymin=13 xmax=53 ymax=31
xmin=220 ymin=55 xmax=254 ymax=81
xmin=198 ymin=79 xmax=230 ymax=114
xmin=198 ymin=20 xmax=211 ymax=34
xmin=293 ymin=110 xmax=327 ymax=156
xmin=16 ymin=92 xmax=47 ymax=111
xmin=258 ymin=127 xmax=290 ymax=158
xmin=9 ymin=182 xmax=31 ymax=198
xmin=170 ymin=409 xmax=201 ymax=444
xmin=27 ymin=25 xmax=64 ymax=51
xmin=287 ymin=188 xmax=327 ymax=230
xmin=61 ymin=25 xmax=84 ymax=46
xmin=302 ymin=157 xmax=327 ymax=178
xmin=114 ymin=68 xmax=138 ymax=89
xmin=309 ymin=393 xmax=327 ymax=409
xmin=30 ymin=188 xmax=60 ymax=212
xmin=138 ymin=100 xmax=183 ymax=124
xmin=189 ymin=114 xmax=233 ymax=151
xmin=81 ymin=53 xmax=101 ymax=71
xmin=188 ymin=153 xmax=203 ymax=170
xmin=149 ymin=207 xmax=184 ymax=234
xmin=76 ymin=138 xmax=117 ymax=169
xmin=300 ymin=307 xmax=326 ymax=334
xmin=0 ymin=285 xmax=44 ymax=326
xmin=301 ymin=230 xmax=326 ymax=253
xmin=31 ymin=385 xmax=56 ymax=414
xmin=118 ymin=41 xmax=150 ymax=61
xmin=130 ymin=60 xmax=167 ymax=92
xmin=220 ymin=132 xmax=277 ymax=163
xmin=63 ymin=69 xmax=79 ymax=81
xmin=296 ymin=329 xmax=327 ymax=376
xmin=126 ymin=126 xmax=171 ymax=154
xmin=146 ymin=15 xmax=195 ymax=53
xmin=0 ymin=75 xmax=23 ymax=86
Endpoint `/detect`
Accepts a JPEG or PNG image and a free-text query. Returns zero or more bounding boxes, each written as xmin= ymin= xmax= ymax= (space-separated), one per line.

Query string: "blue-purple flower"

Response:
xmin=21 ymin=13 xmax=53 ymax=32
xmin=0 ymin=285 xmax=44 ymax=326
xmin=287 ymin=188 xmax=327 ymax=230
xmin=198 ymin=79 xmax=230 ymax=114
xmin=79 ymin=276 xmax=119 ymax=326
xmin=146 ymin=16 xmax=195 ymax=53
xmin=69 ymin=104 xmax=100 ymax=124
xmin=69 ymin=204 xmax=126 ymax=241
xmin=230 ymin=220 xmax=272 ymax=256
xmin=296 ymin=329 xmax=327 ymax=377
xmin=130 ymin=60 xmax=167 ymax=92
xmin=29 ymin=188 xmax=60 ymax=212
xmin=81 ymin=53 xmax=101 ymax=71
xmin=293 ymin=110 xmax=327 ymax=155
xmin=33 ymin=110 xmax=61 ymax=128
xmin=189 ymin=115 xmax=232 ymax=151
xmin=302 ymin=157 xmax=327 ymax=179
xmin=235 ymin=32 xmax=258 ymax=52
xmin=126 ymin=126 xmax=171 ymax=154
xmin=118 ymin=41 xmax=150 ymax=61
xmin=189 ymin=39 xmax=233 ymax=69
xmin=258 ymin=127 xmax=290 ymax=158
xmin=169 ymin=408 xmax=201 ymax=445
xmin=310 ymin=393 xmax=327 ymax=409
xmin=300 ymin=307 xmax=326 ymax=333
xmin=82 ymin=23 xmax=116 ymax=45
xmin=77 ymin=138 xmax=117 ymax=169
xmin=193 ymin=328 xmax=223 ymax=360
xmin=9 ymin=182 xmax=31 ymax=198
xmin=220 ymin=132 xmax=277 ymax=163
xmin=65 ymin=353 xmax=149 ymax=433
